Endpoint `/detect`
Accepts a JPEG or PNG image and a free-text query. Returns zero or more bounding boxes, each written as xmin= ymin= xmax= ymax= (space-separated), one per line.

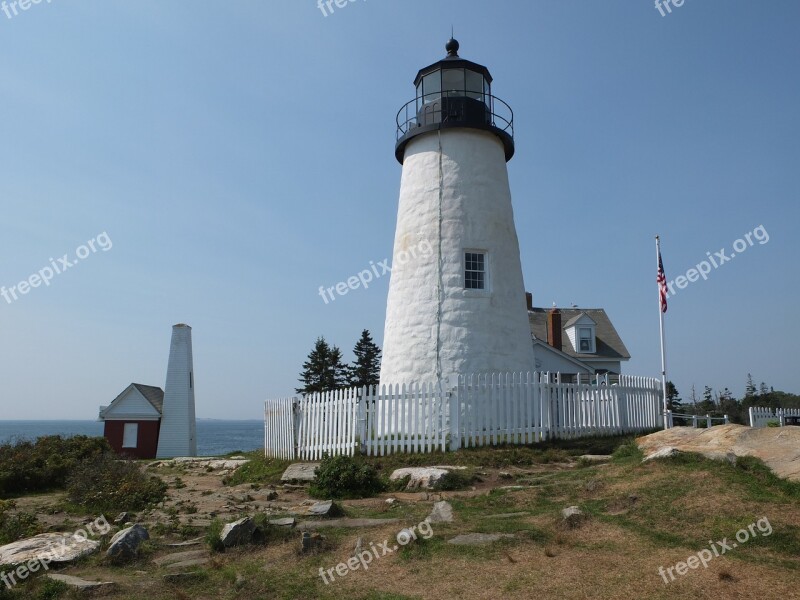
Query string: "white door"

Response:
xmin=122 ymin=423 xmax=138 ymax=448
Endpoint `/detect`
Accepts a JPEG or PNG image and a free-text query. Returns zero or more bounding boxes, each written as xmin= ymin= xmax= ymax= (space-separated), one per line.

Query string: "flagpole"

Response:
xmin=656 ymin=235 xmax=668 ymax=429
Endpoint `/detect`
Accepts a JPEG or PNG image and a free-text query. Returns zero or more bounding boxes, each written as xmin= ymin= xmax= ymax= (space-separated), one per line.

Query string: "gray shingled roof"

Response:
xmin=132 ymin=383 xmax=164 ymax=414
xmin=528 ymin=308 xmax=630 ymax=360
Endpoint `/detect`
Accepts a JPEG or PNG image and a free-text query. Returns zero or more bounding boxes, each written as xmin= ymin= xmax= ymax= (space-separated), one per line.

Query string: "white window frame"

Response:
xmin=463 ymin=249 xmax=491 ymax=296
xmin=578 ymin=327 xmax=595 ymax=353
xmin=122 ymin=423 xmax=139 ymax=449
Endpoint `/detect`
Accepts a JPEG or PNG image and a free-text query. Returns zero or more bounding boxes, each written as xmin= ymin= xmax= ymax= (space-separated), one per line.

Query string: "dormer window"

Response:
xmin=565 ymin=312 xmax=597 ymax=354
xmin=579 ymin=328 xmax=593 ymax=352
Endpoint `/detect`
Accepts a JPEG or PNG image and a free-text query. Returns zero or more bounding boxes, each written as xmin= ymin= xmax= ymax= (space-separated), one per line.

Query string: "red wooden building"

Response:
xmin=98 ymin=383 xmax=164 ymax=459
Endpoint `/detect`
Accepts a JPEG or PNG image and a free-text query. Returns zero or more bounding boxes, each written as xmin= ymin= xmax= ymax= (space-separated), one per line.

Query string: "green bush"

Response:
xmin=0 ymin=436 xmax=110 ymax=496
xmin=612 ymin=439 xmax=643 ymax=462
xmin=0 ymin=499 xmax=40 ymax=545
xmin=205 ymin=518 xmax=226 ymax=553
xmin=309 ymin=453 xmax=386 ymax=499
xmin=65 ymin=453 xmax=167 ymax=513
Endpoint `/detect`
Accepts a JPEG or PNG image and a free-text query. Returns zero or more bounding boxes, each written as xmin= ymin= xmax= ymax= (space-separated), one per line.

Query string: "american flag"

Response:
xmin=657 ymin=251 xmax=668 ymax=313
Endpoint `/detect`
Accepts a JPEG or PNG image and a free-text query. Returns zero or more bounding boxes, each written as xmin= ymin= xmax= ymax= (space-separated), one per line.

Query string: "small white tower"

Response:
xmin=380 ymin=39 xmax=534 ymax=387
xmin=156 ymin=324 xmax=197 ymax=458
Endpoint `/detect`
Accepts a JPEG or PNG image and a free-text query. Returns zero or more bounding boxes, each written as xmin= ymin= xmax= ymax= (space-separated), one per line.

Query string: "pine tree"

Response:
xmin=703 ymin=386 xmax=713 ymax=403
xmin=759 ymin=382 xmax=769 ymax=396
xmin=296 ymin=337 xmax=349 ymax=395
xmin=666 ymin=381 xmax=683 ymax=412
xmin=745 ymin=374 xmax=756 ymax=398
xmin=347 ymin=329 xmax=382 ymax=389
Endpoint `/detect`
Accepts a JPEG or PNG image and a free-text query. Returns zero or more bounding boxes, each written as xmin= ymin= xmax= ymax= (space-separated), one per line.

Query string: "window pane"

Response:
xmin=422 ymin=72 xmax=441 ymax=103
xmin=442 ymin=69 xmax=465 ymax=96
xmin=466 ymin=70 xmax=484 ymax=101
xmin=122 ymin=423 xmax=138 ymax=448
xmin=464 ymin=252 xmax=486 ymax=290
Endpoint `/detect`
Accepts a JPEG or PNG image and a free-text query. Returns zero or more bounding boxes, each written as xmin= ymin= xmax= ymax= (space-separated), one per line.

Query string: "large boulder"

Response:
xmin=637 ymin=424 xmax=800 ymax=481
xmin=107 ymin=524 xmax=150 ymax=562
xmin=389 ymin=467 xmax=465 ymax=490
xmin=281 ymin=463 xmax=320 ymax=483
xmin=220 ymin=517 xmax=256 ymax=547
xmin=0 ymin=533 xmax=99 ymax=567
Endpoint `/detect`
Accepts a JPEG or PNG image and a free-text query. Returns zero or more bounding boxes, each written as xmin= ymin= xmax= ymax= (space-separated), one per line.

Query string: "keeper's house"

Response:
xmin=98 ymin=383 xmax=163 ymax=459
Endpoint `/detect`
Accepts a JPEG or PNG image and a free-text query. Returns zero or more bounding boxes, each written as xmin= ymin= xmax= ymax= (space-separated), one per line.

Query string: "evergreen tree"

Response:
xmin=666 ymin=381 xmax=683 ymax=412
xmin=347 ymin=329 xmax=382 ymax=389
xmin=296 ymin=337 xmax=349 ymax=395
xmin=745 ymin=374 xmax=756 ymax=398
xmin=759 ymin=382 xmax=769 ymax=396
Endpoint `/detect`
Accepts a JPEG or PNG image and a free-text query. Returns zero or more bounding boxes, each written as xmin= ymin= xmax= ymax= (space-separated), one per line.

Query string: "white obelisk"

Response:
xmin=156 ymin=324 xmax=197 ymax=458
xmin=380 ymin=39 xmax=534 ymax=388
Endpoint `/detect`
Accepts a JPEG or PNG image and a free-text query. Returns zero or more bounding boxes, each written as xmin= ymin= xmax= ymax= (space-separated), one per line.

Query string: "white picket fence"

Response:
xmin=749 ymin=406 xmax=800 ymax=428
xmin=264 ymin=372 xmax=664 ymax=460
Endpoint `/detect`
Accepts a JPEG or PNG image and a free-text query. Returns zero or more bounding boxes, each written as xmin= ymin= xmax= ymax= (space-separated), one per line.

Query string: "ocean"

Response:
xmin=0 ymin=420 xmax=264 ymax=457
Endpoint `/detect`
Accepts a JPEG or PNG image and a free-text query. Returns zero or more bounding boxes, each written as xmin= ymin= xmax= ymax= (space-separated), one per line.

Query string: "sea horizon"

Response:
xmin=0 ymin=419 xmax=264 ymax=456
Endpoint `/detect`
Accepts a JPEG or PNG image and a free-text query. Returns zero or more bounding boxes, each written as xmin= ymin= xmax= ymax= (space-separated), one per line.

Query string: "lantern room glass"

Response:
xmin=417 ymin=68 xmax=489 ymax=106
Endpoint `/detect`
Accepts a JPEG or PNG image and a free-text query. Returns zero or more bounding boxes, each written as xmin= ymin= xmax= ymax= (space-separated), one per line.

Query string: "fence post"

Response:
xmin=449 ymin=379 xmax=461 ymax=452
xmin=724 ymin=414 xmax=729 ymax=425
xmin=706 ymin=414 xmax=712 ymax=428
xmin=692 ymin=415 xmax=698 ymax=428
xmin=666 ymin=410 xmax=673 ymax=429
xmin=779 ymin=409 xmax=785 ymax=427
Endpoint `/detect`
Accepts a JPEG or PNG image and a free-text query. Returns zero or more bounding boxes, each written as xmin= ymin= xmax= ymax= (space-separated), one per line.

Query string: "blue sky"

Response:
xmin=1 ymin=1 xmax=797 ymax=419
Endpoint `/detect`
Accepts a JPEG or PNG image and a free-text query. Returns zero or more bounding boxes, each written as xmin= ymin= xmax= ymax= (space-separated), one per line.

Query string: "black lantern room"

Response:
xmin=395 ymin=38 xmax=515 ymax=164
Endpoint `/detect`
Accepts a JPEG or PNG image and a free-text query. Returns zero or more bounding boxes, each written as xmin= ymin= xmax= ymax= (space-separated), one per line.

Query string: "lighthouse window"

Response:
xmin=464 ymin=252 xmax=485 ymax=290
xmin=466 ymin=70 xmax=484 ymax=101
xmin=443 ymin=69 xmax=465 ymax=97
xmin=422 ymin=72 xmax=441 ymax=103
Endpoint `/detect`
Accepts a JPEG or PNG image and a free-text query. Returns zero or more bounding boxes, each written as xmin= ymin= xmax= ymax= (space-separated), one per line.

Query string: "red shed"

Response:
xmin=98 ymin=383 xmax=163 ymax=459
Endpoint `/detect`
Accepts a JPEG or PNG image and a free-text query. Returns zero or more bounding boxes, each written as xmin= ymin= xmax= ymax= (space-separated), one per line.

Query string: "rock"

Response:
xmin=301 ymin=531 xmax=323 ymax=553
xmin=447 ymin=533 xmax=514 ymax=546
xmin=637 ymin=424 xmax=800 ymax=481
xmin=46 ymin=574 xmax=115 ymax=592
xmin=220 ymin=517 xmax=256 ymax=547
xmin=153 ymin=550 xmax=208 ymax=567
xmin=107 ymin=524 xmax=150 ymax=562
xmin=389 ymin=467 xmax=450 ymax=490
xmin=579 ymin=454 xmax=613 ymax=463
xmin=165 ymin=558 xmax=210 ymax=570
xmin=307 ymin=500 xmax=340 ymax=517
xmin=265 ymin=491 xmax=279 ymax=501
xmin=165 ymin=537 xmax=204 ymax=547
xmin=0 ymin=533 xmax=100 ymax=567
xmin=562 ymin=506 xmax=586 ymax=528
xmin=499 ymin=472 xmax=513 ymax=479
xmin=643 ymin=447 xmax=681 ymax=462
xmin=297 ymin=518 xmax=399 ymax=531
xmin=268 ymin=517 xmax=296 ymax=527
xmin=385 ymin=498 xmax=397 ymax=506
xmin=281 ymin=463 xmax=320 ymax=483
xmin=426 ymin=501 xmax=454 ymax=523
xmin=114 ymin=512 xmax=131 ymax=525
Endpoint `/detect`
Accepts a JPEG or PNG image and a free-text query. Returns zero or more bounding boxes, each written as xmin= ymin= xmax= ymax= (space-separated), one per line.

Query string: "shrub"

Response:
xmin=612 ymin=440 xmax=643 ymax=462
xmin=66 ymin=453 xmax=167 ymax=513
xmin=205 ymin=518 xmax=226 ymax=553
xmin=435 ymin=470 xmax=475 ymax=491
xmin=0 ymin=436 xmax=110 ymax=496
xmin=309 ymin=454 xmax=386 ymax=499
xmin=0 ymin=499 xmax=40 ymax=545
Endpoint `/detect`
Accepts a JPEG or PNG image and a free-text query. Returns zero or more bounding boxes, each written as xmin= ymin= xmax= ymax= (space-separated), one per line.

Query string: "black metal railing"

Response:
xmin=396 ymin=91 xmax=514 ymax=142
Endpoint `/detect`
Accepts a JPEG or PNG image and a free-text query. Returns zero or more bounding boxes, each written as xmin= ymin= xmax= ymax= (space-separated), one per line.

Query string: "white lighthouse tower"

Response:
xmin=156 ymin=324 xmax=197 ymax=458
xmin=380 ymin=39 xmax=534 ymax=387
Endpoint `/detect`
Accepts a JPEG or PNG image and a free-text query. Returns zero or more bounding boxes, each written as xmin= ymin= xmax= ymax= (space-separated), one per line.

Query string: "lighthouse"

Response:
xmin=380 ymin=38 xmax=534 ymax=388
xmin=156 ymin=324 xmax=197 ymax=458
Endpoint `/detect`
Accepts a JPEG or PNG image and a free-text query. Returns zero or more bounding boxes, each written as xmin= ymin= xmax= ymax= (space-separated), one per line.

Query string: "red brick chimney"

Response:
xmin=547 ymin=308 xmax=562 ymax=350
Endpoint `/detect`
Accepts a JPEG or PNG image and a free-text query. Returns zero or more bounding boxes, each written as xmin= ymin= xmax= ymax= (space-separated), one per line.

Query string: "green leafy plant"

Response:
xmin=309 ymin=453 xmax=386 ymax=499
xmin=0 ymin=499 xmax=40 ymax=545
xmin=65 ymin=453 xmax=167 ymax=512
